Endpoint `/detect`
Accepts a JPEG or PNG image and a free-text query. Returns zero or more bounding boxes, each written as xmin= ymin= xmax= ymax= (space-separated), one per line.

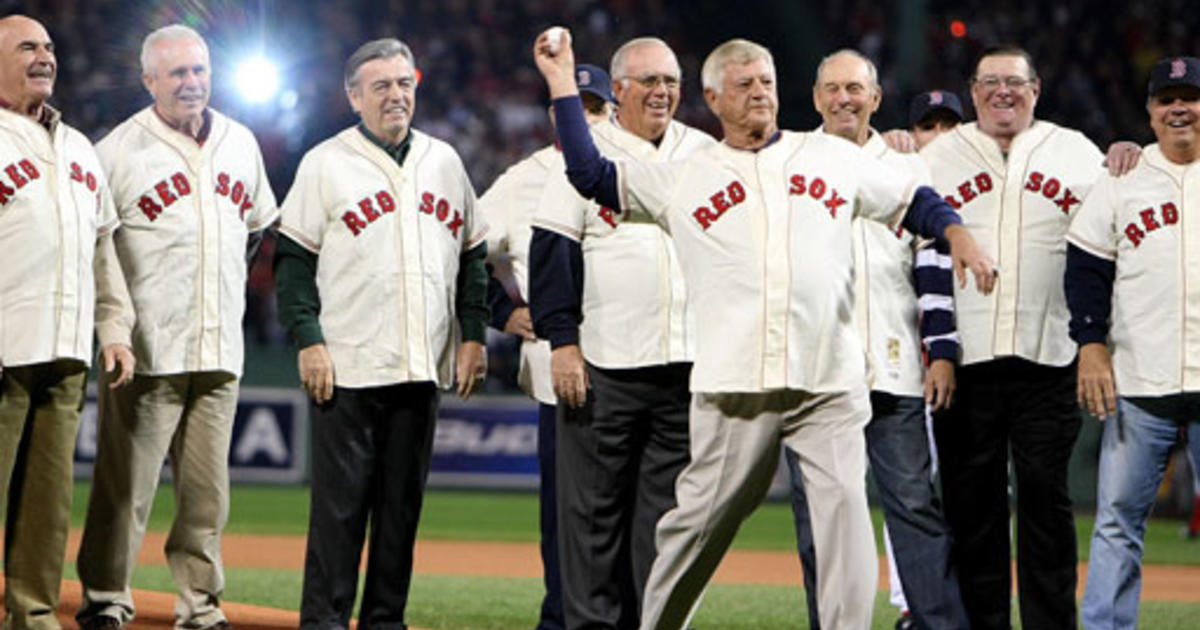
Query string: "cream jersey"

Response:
xmin=479 ymin=144 xmax=559 ymax=404
xmin=922 ymin=121 xmax=1103 ymax=367
xmin=97 ymin=107 xmax=278 ymax=378
xmin=1066 ymin=144 xmax=1200 ymax=395
xmin=535 ymin=118 xmax=716 ymax=369
xmin=0 ymin=107 xmax=119 ymax=368
xmin=279 ymin=127 xmax=486 ymax=389
xmin=841 ymin=129 xmax=933 ymax=397
xmin=616 ymin=130 xmax=916 ymax=394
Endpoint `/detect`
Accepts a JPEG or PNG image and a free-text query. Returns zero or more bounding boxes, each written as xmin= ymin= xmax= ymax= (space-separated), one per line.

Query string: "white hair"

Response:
xmin=814 ymin=48 xmax=879 ymax=90
xmin=610 ymin=37 xmax=678 ymax=81
xmin=140 ymin=24 xmax=208 ymax=75
xmin=701 ymin=39 xmax=774 ymax=93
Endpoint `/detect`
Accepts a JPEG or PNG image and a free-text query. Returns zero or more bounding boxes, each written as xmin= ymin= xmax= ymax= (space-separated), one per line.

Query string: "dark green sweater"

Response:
xmin=273 ymin=124 xmax=489 ymax=349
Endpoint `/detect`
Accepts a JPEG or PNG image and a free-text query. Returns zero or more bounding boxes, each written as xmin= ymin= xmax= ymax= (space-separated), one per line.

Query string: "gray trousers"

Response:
xmin=557 ymin=362 xmax=691 ymax=630
xmin=640 ymin=385 xmax=877 ymax=630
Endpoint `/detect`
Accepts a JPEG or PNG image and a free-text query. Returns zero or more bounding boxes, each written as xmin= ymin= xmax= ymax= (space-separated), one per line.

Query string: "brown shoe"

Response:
xmin=79 ymin=616 xmax=121 ymax=630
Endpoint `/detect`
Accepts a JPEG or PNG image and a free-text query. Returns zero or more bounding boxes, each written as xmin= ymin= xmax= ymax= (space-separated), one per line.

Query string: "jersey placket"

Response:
xmin=194 ymin=142 xmax=222 ymax=372
xmin=49 ymin=126 xmax=82 ymax=360
xmin=393 ymin=161 xmax=427 ymax=383
xmin=758 ymin=145 xmax=791 ymax=390
xmin=992 ymin=143 xmax=1025 ymax=358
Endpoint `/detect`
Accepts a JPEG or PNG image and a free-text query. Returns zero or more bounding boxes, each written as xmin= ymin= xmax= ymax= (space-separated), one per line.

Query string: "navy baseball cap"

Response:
xmin=576 ymin=64 xmax=616 ymax=103
xmin=1148 ymin=56 xmax=1200 ymax=96
xmin=908 ymin=90 xmax=964 ymax=127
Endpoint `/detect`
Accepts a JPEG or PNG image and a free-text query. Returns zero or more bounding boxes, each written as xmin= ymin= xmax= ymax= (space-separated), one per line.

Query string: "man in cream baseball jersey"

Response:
xmin=73 ymin=24 xmax=278 ymax=630
xmin=533 ymin=30 xmax=995 ymax=630
xmin=0 ymin=14 xmax=135 ymax=630
xmin=529 ymin=39 xmax=716 ymax=630
xmin=920 ymin=45 xmax=1106 ymax=630
xmin=787 ymin=49 xmax=968 ymax=630
xmin=479 ymin=63 xmax=616 ymax=630
xmin=274 ymin=38 xmax=489 ymax=630
xmin=1066 ymin=55 xmax=1200 ymax=630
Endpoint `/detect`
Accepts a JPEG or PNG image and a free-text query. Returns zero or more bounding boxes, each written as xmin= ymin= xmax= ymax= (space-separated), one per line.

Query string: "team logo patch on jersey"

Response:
xmin=0 ymin=158 xmax=40 ymax=205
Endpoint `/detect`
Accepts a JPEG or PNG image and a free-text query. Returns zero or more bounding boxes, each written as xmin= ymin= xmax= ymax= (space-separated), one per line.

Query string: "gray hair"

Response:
xmin=345 ymin=38 xmax=416 ymax=92
xmin=814 ymin=48 xmax=879 ymax=90
xmin=610 ymin=37 xmax=678 ymax=81
xmin=701 ymin=39 xmax=774 ymax=93
xmin=141 ymin=24 xmax=208 ymax=75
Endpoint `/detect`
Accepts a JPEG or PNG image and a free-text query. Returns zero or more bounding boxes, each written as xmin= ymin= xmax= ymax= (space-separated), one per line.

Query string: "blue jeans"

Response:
xmin=1082 ymin=394 xmax=1200 ymax=630
xmin=788 ymin=391 xmax=968 ymax=630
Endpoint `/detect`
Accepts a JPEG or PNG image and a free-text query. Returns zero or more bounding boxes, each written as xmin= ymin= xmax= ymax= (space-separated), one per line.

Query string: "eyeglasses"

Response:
xmin=973 ymin=75 xmax=1036 ymax=90
xmin=625 ymin=73 xmax=681 ymax=89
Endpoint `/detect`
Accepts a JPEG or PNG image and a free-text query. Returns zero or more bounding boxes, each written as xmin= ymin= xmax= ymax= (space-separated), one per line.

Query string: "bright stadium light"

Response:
xmin=235 ymin=56 xmax=280 ymax=104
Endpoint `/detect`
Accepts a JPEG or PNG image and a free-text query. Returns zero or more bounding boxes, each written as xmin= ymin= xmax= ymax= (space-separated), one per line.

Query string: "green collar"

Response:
xmin=357 ymin=123 xmax=413 ymax=166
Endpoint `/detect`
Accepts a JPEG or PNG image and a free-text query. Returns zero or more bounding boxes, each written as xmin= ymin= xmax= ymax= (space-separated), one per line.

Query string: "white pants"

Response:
xmin=640 ymin=385 xmax=877 ymax=630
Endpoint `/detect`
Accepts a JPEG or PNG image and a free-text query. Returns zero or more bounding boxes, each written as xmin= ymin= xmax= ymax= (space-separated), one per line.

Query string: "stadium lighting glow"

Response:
xmin=235 ymin=56 xmax=280 ymax=104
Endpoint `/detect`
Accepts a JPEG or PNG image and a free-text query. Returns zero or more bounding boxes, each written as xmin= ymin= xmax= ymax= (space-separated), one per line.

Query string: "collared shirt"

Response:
xmin=98 ymin=106 xmax=278 ymax=377
xmin=1067 ymin=144 xmax=1200 ymax=395
xmin=921 ymin=121 xmax=1104 ymax=367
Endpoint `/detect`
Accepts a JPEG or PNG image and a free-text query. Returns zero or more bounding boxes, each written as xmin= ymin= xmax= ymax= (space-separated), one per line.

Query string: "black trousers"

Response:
xmin=300 ymin=382 xmax=438 ymax=630
xmin=537 ymin=402 xmax=565 ymax=630
xmin=557 ymin=362 xmax=691 ymax=630
xmin=933 ymin=358 xmax=1081 ymax=630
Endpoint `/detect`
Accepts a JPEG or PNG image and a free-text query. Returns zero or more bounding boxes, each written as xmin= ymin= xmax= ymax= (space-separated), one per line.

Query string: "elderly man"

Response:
xmin=74 ymin=24 xmax=278 ymax=630
xmin=530 ymin=38 xmax=715 ymax=630
xmin=0 ymin=14 xmax=134 ymax=630
xmin=533 ymin=30 xmax=994 ymax=630
xmin=1067 ymin=55 xmax=1200 ymax=630
xmin=274 ymin=38 xmax=488 ymax=630
xmin=479 ymin=62 xmax=616 ymax=630
xmin=787 ymin=49 xmax=968 ymax=630
xmin=920 ymin=45 xmax=1107 ymax=630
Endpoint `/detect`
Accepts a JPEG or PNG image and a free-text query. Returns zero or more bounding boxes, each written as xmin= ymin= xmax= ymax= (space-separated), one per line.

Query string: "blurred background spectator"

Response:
xmin=6 ymin=0 xmax=1195 ymax=392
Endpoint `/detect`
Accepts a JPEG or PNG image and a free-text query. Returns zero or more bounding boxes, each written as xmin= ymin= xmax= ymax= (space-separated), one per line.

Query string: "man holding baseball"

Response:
xmin=532 ymin=28 xmax=995 ymax=630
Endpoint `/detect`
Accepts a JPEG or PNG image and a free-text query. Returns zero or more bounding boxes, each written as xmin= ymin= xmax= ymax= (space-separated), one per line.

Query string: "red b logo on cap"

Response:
xmin=578 ymin=69 xmax=591 ymax=86
xmin=1170 ymin=58 xmax=1187 ymax=79
xmin=929 ymin=91 xmax=944 ymax=105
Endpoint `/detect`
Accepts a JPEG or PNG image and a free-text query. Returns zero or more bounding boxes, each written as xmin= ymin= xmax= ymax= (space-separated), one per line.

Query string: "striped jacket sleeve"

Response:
xmin=913 ymin=238 xmax=958 ymax=362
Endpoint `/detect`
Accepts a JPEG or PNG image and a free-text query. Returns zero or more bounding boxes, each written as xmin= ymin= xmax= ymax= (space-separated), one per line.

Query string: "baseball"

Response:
xmin=545 ymin=27 xmax=565 ymax=55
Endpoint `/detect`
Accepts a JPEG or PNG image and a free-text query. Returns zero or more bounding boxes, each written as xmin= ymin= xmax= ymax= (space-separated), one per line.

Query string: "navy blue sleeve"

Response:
xmin=902 ymin=186 xmax=963 ymax=241
xmin=913 ymin=239 xmax=959 ymax=362
xmin=529 ymin=226 xmax=583 ymax=349
xmin=1065 ymin=243 xmax=1115 ymax=345
xmin=487 ymin=270 xmax=518 ymax=332
xmin=552 ymin=96 xmax=622 ymax=210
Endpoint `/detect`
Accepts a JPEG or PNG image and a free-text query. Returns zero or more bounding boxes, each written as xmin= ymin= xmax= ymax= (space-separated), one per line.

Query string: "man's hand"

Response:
xmin=299 ymin=343 xmax=335 ymax=404
xmin=1078 ymin=342 xmax=1117 ymax=420
xmin=504 ymin=306 xmax=537 ymax=341
xmin=924 ymin=358 xmax=956 ymax=411
xmin=455 ymin=341 xmax=488 ymax=400
xmin=551 ymin=344 xmax=589 ymax=408
xmin=944 ymin=224 xmax=995 ymax=295
xmin=101 ymin=343 xmax=135 ymax=388
xmin=532 ymin=26 xmax=578 ymax=99
xmin=1104 ymin=141 xmax=1142 ymax=177
xmin=882 ymin=129 xmax=918 ymax=154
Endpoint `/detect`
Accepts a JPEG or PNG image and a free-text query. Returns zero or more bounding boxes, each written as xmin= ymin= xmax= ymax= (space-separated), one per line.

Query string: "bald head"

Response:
xmin=812 ymin=49 xmax=880 ymax=145
xmin=0 ymin=15 xmax=56 ymax=116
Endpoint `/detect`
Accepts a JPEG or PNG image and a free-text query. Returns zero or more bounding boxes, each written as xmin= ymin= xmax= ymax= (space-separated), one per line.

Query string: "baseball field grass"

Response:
xmin=65 ymin=483 xmax=1200 ymax=629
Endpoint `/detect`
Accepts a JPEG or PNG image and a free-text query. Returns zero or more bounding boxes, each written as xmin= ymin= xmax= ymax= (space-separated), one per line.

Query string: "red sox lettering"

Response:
xmin=789 ymin=174 xmax=848 ymax=217
xmin=692 ymin=180 xmax=747 ymax=229
xmin=0 ymin=158 xmax=41 ymax=204
xmin=941 ymin=171 xmax=1081 ymax=215
xmin=1123 ymin=202 xmax=1179 ymax=247
xmin=136 ymin=171 xmax=255 ymax=221
xmin=340 ymin=189 xmax=465 ymax=238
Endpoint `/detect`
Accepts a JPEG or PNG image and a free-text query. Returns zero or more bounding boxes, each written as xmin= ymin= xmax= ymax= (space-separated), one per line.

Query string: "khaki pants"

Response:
xmin=0 ymin=360 xmax=87 ymax=630
xmin=639 ymin=385 xmax=877 ymax=630
xmin=76 ymin=371 xmax=238 ymax=629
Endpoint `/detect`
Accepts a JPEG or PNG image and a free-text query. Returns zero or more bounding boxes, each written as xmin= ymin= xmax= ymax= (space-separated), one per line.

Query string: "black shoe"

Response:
xmin=79 ymin=616 xmax=121 ymax=630
xmin=200 ymin=622 xmax=232 ymax=630
xmin=895 ymin=613 xmax=916 ymax=630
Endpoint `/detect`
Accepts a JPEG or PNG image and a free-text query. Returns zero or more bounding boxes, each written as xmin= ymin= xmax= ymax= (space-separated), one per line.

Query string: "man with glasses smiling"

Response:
xmin=920 ymin=45 xmax=1107 ymax=630
xmin=530 ymin=37 xmax=715 ymax=630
